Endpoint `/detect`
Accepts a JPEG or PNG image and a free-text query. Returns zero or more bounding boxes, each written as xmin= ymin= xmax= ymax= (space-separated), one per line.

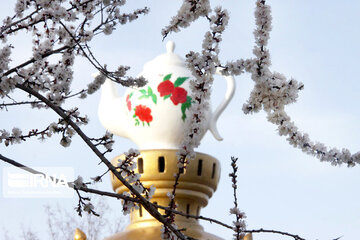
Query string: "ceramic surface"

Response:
xmin=98 ymin=41 xmax=235 ymax=149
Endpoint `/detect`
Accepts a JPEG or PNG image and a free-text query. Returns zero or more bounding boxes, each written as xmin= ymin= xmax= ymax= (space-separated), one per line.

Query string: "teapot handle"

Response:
xmin=208 ymin=67 xmax=236 ymax=141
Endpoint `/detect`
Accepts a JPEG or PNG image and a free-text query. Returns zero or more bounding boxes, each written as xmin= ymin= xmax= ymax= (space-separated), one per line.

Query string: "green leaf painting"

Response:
xmin=163 ymin=73 xmax=172 ymax=81
xmin=151 ymin=94 xmax=157 ymax=104
xmin=148 ymin=86 xmax=153 ymax=95
xmin=174 ymin=77 xmax=189 ymax=87
xmin=181 ymin=96 xmax=192 ymax=121
xmin=138 ymin=86 xmax=157 ymax=104
xmin=135 ymin=118 xmax=140 ymax=126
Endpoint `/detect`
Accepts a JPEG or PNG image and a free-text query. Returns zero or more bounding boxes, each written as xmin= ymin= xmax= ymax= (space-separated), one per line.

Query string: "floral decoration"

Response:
xmin=139 ymin=86 xmax=157 ymax=104
xmin=125 ymin=73 xmax=192 ymax=127
xmin=126 ymin=92 xmax=133 ymax=111
xmin=133 ymin=104 xmax=153 ymax=126
xmin=157 ymin=73 xmax=192 ymax=121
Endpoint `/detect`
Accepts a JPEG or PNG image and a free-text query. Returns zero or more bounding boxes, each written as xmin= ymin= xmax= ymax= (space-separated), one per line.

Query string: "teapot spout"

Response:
xmin=98 ymin=78 xmax=128 ymax=138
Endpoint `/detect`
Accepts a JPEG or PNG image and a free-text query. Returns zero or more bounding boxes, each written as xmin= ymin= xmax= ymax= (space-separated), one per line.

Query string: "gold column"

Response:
xmin=106 ymin=149 xmax=222 ymax=240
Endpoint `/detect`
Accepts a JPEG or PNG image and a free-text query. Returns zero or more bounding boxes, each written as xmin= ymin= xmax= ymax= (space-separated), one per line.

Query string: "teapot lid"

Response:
xmin=143 ymin=41 xmax=186 ymax=72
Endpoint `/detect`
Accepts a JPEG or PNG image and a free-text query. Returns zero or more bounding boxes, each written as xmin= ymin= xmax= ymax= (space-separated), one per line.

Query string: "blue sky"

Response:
xmin=1 ymin=1 xmax=360 ymax=239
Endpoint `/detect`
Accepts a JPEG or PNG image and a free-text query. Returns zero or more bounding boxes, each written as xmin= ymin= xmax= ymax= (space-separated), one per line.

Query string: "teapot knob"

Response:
xmin=166 ymin=41 xmax=175 ymax=53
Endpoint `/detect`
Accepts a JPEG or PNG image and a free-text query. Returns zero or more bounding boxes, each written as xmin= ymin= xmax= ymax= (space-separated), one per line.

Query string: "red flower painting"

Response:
xmin=170 ymin=87 xmax=187 ymax=105
xmin=126 ymin=94 xmax=132 ymax=111
xmin=157 ymin=80 xmax=174 ymax=97
xmin=156 ymin=73 xmax=192 ymax=121
xmin=134 ymin=105 xmax=153 ymax=123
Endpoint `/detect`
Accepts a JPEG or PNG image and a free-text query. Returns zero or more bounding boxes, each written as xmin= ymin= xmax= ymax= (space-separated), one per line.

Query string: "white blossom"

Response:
xmin=11 ymin=127 xmax=22 ymax=138
xmin=160 ymin=224 xmax=179 ymax=240
xmin=80 ymin=30 xmax=94 ymax=42
xmin=132 ymin=182 xmax=144 ymax=193
xmin=0 ymin=45 xmax=11 ymax=73
xmin=60 ymin=136 xmax=71 ymax=147
xmin=73 ymin=176 xmax=86 ymax=189
xmin=126 ymin=148 xmax=140 ymax=157
xmin=48 ymin=123 xmax=58 ymax=133
xmin=122 ymin=192 xmax=137 ymax=215
xmin=87 ymin=74 xmax=106 ymax=94
xmin=166 ymin=192 xmax=174 ymax=200
xmin=148 ymin=185 xmax=156 ymax=199
xmin=83 ymin=203 xmax=94 ymax=214
xmin=0 ymin=129 xmax=10 ymax=144
xmin=103 ymin=24 xmax=113 ymax=35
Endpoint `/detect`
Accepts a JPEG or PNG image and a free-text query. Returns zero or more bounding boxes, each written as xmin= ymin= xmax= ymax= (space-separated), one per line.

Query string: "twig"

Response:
xmin=229 ymin=156 xmax=246 ymax=239
xmin=245 ymin=228 xmax=306 ymax=240
xmin=3 ymin=45 xmax=71 ymax=77
xmin=0 ymin=153 xmax=139 ymax=203
xmin=0 ymin=89 xmax=86 ymax=108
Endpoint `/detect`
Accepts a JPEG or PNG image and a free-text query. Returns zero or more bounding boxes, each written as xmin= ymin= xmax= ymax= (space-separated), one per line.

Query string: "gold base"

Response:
xmin=106 ymin=150 xmax=222 ymax=240
xmin=104 ymin=226 xmax=224 ymax=240
xmin=105 ymin=231 xmax=253 ymax=240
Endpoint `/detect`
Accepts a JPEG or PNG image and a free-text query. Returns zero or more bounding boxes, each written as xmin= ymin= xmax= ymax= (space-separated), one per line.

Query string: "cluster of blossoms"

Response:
xmin=0 ymin=0 xmax=148 ymax=109
xmin=89 ymin=131 xmax=114 ymax=154
xmin=83 ymin=202 xmax=95 ymax=214
xmin=0 ymin=108 xmax=88 ymax=147
xmin=160 ymin=224 xmax=179 ymax=240
xmin=242 ymin=72 xmax=304 ymax=114
xmin=243 ymin=0 xmax=360 ymax=167
xmin=117 ymin=148 xmax=156 ymax=215
xmin=176 ymin=6 xmax=229 ymax=170
xmin=87 ymin=73 xmax=106 ymax=95
xmin=72 ymin=176 xmax=98 ymax=216
xmin=221 ymin=0 xmax=360 ymax=167
xmin=120 ymin=191 xmax=139 ymax=215
xmin=229 ymin=207 xmax=247 ymax=240
xmin=73 ymin=175 xmax=88 ymax=189
xmin=102 ymin=131 xmax=114 ymax=151
xmin=0 ymin=127 xmax=22 ymax=146
xmin=0 ymin=0 xmax=150 ymax=151
xmin=161 ymin=0 xmax=211 ymax=39
xmin=229 ymin=157 xmax=246 ymax=239
xmin=267 ymin=109 xmax=360 ymax=166
xmin=55 ymin=108 xmax=89 ymax=147
xmin=162 ymin=3 xmax=232 ymax=238
xmin=240 ymin=0 xmax=304 ymax=115
xmin=0 ymin=45 xmax=13 ymax=97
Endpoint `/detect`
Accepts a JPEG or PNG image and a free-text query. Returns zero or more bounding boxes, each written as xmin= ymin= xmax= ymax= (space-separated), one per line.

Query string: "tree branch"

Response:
xmin=0 ymin=153 xmax=138 ymax=203
xmin=15 ymin=83 xmax=190 ymax=240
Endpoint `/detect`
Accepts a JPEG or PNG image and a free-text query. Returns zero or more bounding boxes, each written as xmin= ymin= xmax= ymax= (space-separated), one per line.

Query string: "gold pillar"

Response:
xmin=106 ymin=149 xmax=222 ymax=240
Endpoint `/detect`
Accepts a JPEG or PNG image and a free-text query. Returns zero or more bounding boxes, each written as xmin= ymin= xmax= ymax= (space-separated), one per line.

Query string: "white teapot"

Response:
xmin=98 ymin=41 xmax=235 ymax=150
